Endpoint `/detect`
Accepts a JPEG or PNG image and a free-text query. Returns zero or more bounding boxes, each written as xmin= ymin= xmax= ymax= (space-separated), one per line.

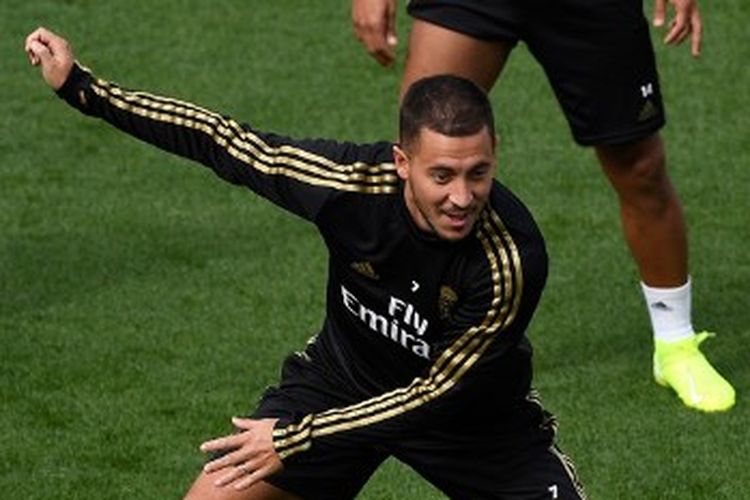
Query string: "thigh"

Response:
xmin=497 ymin=444 xmax=587 ymax=500
xmin=524 ymin=0 xmax=665 ymax=146
xmin=184 ymin=472 xmax=299 ymax=500
xmin=259 ymin=440 xmax=387 ymax=500
xmin=393 ymin=392 xmax=586 ymax=499
xmin=403 ymin=1 xmax=519 ymax=96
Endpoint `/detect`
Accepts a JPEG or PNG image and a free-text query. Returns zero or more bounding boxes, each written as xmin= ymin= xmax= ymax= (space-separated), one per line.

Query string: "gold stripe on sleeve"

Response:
xmin=90 ymin=79 xmax=398 ymax=193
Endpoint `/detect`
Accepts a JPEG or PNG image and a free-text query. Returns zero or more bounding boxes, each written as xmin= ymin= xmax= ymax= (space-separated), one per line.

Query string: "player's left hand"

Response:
xmin=200 ymin=417 xmax=283 ymax=490
xmin=652 ymin=0 xmax=702 ymax=57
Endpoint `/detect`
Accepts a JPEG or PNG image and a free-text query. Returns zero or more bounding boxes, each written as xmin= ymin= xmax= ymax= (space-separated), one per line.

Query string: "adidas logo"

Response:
xmin=350 ymin=261 xmax=379 ymax=280
xmin=638 ymin=100 xmax=658 ymax=122
xmin=650 ymin=301 xmax=673 ymax=312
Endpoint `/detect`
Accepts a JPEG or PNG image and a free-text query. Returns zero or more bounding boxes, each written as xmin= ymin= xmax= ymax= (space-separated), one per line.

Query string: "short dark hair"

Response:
xmin=399 ymin=75 xmax=495 ymax=153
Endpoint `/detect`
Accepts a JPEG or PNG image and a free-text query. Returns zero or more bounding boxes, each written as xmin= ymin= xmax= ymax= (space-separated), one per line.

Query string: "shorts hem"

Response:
xmin=574 ymin=119 xmax=665 ymax=147
xmin=407 ymin=3 xmax=519 ymax=43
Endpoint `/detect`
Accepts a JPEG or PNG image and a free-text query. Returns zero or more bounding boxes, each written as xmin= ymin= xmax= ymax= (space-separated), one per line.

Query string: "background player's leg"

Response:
xmin=597 ymin=133 xmax=735 ymax=412
xmin=183 ymin=471 xmax=300 ymax=500
xmin=520 ymin=0 xmax=735 ymax=412
xmin=400 ymin=19 xmax=513 ymax=99
xmin=596 ymin=133 xmax=686 ymax=287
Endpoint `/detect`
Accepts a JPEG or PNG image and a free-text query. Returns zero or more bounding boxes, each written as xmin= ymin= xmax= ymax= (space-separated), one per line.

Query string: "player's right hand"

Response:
xmin=25 ymin=27 xmax=75 ymax=90
xmin=352 ymin=0 xmax=398 ymax=67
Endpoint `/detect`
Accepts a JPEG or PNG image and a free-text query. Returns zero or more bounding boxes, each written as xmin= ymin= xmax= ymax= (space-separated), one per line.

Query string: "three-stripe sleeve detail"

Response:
xmin=272 ymin=207 xmax=524 ymax=459
xmin=88 ymin=78 xmax=399 ymax=194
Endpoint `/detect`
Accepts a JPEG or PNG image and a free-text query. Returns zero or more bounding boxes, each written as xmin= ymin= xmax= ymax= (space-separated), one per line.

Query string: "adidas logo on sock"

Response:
xmin=650 ymin=301 xmax=673 ymax=312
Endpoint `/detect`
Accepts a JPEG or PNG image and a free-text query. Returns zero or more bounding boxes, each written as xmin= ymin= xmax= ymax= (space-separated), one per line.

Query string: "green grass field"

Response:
xmin=2 ymin=1 xmax=748 ymax=498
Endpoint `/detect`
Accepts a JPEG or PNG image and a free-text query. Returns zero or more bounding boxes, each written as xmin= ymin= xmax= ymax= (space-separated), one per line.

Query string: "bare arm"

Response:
xmin=352 ymin=0 xmax=398 ymax=66
xmin=652 ymin=0 xmax=703 ymax=57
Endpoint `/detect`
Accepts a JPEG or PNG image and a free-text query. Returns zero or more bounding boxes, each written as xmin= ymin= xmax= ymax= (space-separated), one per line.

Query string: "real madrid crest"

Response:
xmin=438 ymin=285 xmax=458 ymax=321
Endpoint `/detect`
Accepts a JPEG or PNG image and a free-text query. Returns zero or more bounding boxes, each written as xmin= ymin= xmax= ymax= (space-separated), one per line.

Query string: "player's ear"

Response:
xmin=393 ymin=144 xmax=410 ymax=181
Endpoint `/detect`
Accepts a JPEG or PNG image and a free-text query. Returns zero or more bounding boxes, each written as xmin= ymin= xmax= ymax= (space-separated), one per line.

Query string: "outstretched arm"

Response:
xmin=25 ymin=28 xmax=399 ymax=223
xmin=652 ymin=0 xmax=702 ymax=57
xmin=352 ymin=0 xmax=398 ymax=67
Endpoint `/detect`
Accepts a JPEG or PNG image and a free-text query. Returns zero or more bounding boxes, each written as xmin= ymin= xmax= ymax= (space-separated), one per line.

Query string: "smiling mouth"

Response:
xmin=443 ymin=211 xmax=471 ymax=227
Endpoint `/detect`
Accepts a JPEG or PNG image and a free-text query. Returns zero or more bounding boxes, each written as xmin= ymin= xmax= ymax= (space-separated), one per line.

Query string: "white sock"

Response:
xmin=641 ymin=278 xmax=695 ymax=343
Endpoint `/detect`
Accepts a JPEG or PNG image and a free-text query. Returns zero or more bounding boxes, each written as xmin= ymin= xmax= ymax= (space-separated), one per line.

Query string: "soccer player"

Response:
xmin=27 ymin=27 xmax=586 ymax=499
xmin=351 ymin=0 xmax=735 ymax=412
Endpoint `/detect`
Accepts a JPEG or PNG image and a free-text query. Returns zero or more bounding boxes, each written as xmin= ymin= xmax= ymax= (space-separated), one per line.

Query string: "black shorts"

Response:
xmin=407 ymin=0 xmax=665 ymax=146
xmin=242 ymin=352 xmax=586 ymax=499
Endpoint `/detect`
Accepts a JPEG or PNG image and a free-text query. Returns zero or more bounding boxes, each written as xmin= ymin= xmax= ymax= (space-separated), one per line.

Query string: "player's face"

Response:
xmin=394 ymin=127 xmax=496 ymax=242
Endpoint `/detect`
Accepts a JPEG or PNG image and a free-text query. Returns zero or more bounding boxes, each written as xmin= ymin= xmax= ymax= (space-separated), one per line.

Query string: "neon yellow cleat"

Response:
xmin=653 ymin=332 xmax=736 ymax=412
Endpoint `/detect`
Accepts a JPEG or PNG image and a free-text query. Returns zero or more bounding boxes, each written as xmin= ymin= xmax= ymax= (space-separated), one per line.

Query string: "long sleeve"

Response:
xmin=56 ymin=63 xmax=399 ymax=222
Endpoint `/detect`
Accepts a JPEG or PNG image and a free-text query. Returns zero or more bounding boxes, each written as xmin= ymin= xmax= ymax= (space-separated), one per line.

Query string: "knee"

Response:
xmin=598 ymin=135 xmax=675 ymax=214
